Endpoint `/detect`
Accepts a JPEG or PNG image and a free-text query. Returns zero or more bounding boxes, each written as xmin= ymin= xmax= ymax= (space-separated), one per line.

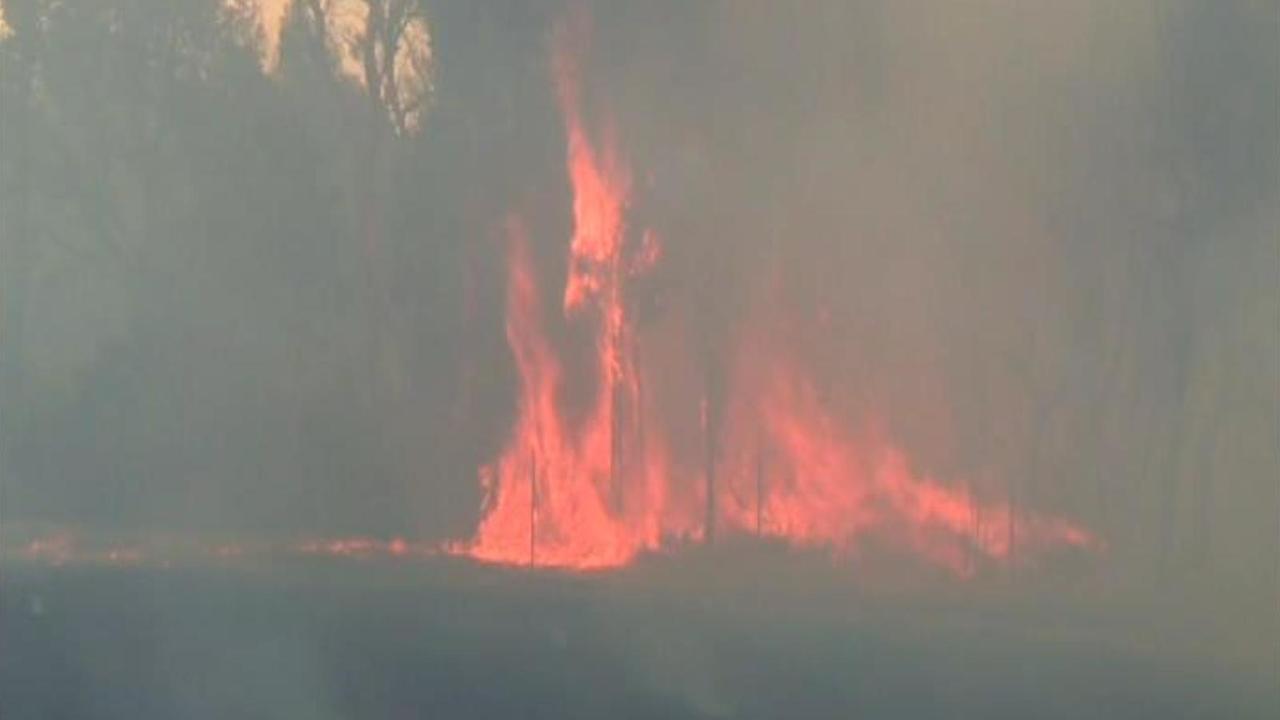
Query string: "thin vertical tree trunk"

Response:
xmin=756 ymin=448 xmax=764 ymax=536
xmin=703 ymin=382 xmax=716 ymax=545
xmin=0 ymin=35 xmax=34 ymax=529
xmin=1007 ymin=470 xmax=1017 ymax=575
xmin=529 ymin=449 xmax=537 ymax=568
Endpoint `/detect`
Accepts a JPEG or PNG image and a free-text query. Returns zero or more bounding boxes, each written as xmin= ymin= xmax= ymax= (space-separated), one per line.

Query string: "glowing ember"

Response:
xmin=296 ymin=536 xmax=429 ymax=559
xmin=19 ymin=532 xmax=76 ymax=566
xmin=1 ymin=529 xmax=435 ymax=568
xmin=13 ymin=532 xmax=145 ymax=567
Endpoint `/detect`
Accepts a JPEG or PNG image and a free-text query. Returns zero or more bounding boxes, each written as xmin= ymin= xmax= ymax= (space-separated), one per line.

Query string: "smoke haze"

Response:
xmin=0 ymin=0 xmax=1276 ymax=716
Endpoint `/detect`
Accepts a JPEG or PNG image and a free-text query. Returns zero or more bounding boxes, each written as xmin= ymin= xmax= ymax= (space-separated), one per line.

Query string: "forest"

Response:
xmin=0 ymin=0 xmax=1276 ymax=591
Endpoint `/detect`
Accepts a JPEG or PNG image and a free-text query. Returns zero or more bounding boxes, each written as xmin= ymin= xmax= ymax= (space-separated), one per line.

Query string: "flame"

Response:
xmin=716 ymin=351 xmax=1095 ymax=575
xmin=458 ymin=205 xmax=672 ymax=569
xmin=455 ymin=21 xmax=689 ymax=569
xmin=453 ymin=16 xmax=1098 ymax=575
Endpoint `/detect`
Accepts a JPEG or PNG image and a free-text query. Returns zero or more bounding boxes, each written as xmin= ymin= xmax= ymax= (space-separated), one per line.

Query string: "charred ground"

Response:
xmin=2 ymin=553 xmax=1274 ymax=719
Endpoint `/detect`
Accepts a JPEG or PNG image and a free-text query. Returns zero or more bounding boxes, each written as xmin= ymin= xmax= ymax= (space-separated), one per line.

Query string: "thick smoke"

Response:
xmin=1 ymin=1 xmax=1277 ymax=717
xmin=536 ymin=1 xmax=1278 ymax=588
xmin=1 ymin=0 xmax=1276 ymax=587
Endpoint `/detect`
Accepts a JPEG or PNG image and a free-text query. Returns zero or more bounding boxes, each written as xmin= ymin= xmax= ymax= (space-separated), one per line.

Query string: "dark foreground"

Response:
xmin=1 ymin=555 xmax=1275 ymax=719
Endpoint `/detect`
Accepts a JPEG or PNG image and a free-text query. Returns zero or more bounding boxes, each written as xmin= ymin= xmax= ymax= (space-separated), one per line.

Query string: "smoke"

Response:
xmin=1 ymin=0 xmax=1276 ymax=588
xmin=3 ymin=4 xmax=1277 ymax=717
xmin=562 ymin=0 xmax=1278 ymax=586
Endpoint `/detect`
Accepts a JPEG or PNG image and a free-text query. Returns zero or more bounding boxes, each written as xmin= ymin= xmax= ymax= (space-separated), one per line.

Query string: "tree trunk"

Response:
xmin=0 ymin=27 xmax=36 ymax=529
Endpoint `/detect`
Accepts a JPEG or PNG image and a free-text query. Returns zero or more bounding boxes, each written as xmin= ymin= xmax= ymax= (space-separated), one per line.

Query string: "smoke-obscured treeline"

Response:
xmin=1 ymin=0 xmax=1276 ymax=594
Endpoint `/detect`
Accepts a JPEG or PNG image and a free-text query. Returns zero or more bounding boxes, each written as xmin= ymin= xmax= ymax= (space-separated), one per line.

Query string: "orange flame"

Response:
xmin=716 ymin=352 xmax=1095 ymax=575
xmin=454 ymin=18 xmax=693 ymax=569
xmin=454 ymin=16 xmax=1097 ymax=575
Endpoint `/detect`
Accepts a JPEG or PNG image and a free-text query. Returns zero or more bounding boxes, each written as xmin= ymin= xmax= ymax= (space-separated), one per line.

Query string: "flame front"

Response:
xmin=454 ymin=19 xmax=1097 ymax=574
xmin=716 ymin=350 xmax=1095 ymax=575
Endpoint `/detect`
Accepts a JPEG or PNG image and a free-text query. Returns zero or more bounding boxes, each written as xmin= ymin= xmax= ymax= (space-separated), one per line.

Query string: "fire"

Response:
xmin=296 ymin=536 xmax=424 ymax=559
xmin=2 ymin=529 xmax=435 ymax=567
xmin=454 ymin=17 xmax=1097 ymax=575
xmin=716 ymin=351 xmax=1095 ymax=575
xmin=457 ymin=28 xmax=683 ymax=567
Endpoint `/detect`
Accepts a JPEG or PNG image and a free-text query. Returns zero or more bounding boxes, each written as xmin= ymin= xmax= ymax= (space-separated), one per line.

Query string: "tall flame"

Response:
xmin=458 ymin=24 xmax=681 ymax=569
xmin=455 ymin=17 xmax=1096 ymax=574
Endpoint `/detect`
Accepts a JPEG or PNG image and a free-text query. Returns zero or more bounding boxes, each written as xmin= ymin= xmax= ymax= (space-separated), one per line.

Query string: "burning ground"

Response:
xmin=450 ymin=14 xmax=1098 ymax=573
